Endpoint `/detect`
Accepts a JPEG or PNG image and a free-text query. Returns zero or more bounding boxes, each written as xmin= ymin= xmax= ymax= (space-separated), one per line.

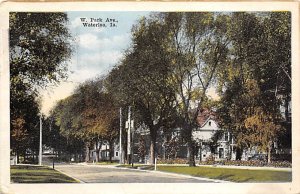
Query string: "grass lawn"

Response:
xmin=157 ymin=166 xmax=292 ymax=182
xmin=11 ymin=165 xmax=79 ymax=183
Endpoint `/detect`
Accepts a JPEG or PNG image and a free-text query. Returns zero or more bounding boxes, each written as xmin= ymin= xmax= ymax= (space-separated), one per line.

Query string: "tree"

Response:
xmin=163 ymin=12 xmax=230 ymax=166
xmin=11 ymin=117 xmax=28 ymax=163
xmin=10 ymin=88 xmax=40 ymax=162
xmin=164 ymin=136 xmax=180 ymax=159
xmin=107 ymin=12 xmax=230 ymax=166
xmin=10 ymin=12 xmax=73 ymax=89
xmin=106 ymin=16 xmax=178 ymax=165
xmin=244 ymin=108 xmax=282 ymax=163
xmin=10 ymin=12 xmax=73 ymax=161
xmin=216 ymin=12 xmax=291 ymax=162
xmin=137 ymin=135 xmax=146 ymax=162
xmin=52 ymin=77 xmax=119 ymax=162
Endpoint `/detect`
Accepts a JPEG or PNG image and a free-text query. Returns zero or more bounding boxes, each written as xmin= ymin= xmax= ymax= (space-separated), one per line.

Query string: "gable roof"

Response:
xmin=196 ymin=108 xmax=218 ymax=128
xmin=200 ymin=116 xmax=219 ymax=128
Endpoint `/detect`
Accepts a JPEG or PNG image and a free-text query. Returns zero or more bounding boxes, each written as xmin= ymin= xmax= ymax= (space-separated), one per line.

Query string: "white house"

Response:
xmin=192 ymin=109 xmax=236 ymax=161
xmin=90 ymin=141 xmax=121 ymax=162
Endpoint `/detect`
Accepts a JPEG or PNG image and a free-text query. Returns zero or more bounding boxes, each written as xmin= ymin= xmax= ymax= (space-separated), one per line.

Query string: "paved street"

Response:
xmin=54 ymin=164 xmax=216 ymax=183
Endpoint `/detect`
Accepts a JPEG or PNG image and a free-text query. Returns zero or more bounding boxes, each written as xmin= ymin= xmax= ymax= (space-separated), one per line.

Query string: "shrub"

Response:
xmin=198 ymin=160 xmax=291 ymax=168
xmin=268 ymin=161 xmax=291 ymax=168
xmin=157 ymin=158 xmax=188 ymax=164
xmin=271 ymin=154 xmax=292 ymax=162
xmin=199 ymin=154 xmax=215 ymax=165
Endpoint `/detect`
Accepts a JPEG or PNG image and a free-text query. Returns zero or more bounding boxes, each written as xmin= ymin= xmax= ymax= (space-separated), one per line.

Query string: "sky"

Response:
xmin=40 ymin=11 xmax=150 ymax=115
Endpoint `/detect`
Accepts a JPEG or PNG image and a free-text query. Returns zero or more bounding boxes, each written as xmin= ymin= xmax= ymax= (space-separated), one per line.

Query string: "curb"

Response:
xmin=149 ymin=170 xmax=231 ymax=183
xmin=51 ymin=166 xmax=85 ymax=183
xmin=12 ymin=164 xmax=85 ymax=183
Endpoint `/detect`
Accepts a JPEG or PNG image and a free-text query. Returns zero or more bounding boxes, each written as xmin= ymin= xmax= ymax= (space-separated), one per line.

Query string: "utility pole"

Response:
xmin=119 ymin=107 xmax=123 ymax=164
xmin=39 ymin=114 xmax=42 ymax=166
xmin=131 ymin=118 xmax=134 ymax=167
xmin=126 ymin=106 xmax=131 ymax=164
xmin=50 ymin=116 xmax=55 ymax=169
xmin=125 ymin=106 xmax=134 ymax=165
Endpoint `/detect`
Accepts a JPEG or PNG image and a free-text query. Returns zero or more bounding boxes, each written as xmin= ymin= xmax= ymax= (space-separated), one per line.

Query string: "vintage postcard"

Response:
xmin=0 ymin=1 xmax=299 ymax=194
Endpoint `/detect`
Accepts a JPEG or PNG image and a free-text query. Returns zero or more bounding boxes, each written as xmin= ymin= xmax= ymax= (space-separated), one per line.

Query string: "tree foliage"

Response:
xmin=106 ymin=16 xmax=178 ymax=164
xmin=10 ymin=12 xmax=73 ymax=89
xmin=52 ymin=77 xmax=119 ymax=162
xmin=9 ymin=12 xmax=73 ymax=162
xmin=106 ymin=12 xmax=291 ymax=165
xmin=33 ymin=11 xmax=291 ymax=165
xmin=216 ymin=12 xmax=290 ymax=162
xmin=161 ymin=12 xmax=230 ymax=166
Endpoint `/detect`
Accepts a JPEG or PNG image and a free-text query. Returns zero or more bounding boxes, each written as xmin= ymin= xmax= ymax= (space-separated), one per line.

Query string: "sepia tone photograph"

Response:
xmin=1 ymin=2 xmax=299 ymax=194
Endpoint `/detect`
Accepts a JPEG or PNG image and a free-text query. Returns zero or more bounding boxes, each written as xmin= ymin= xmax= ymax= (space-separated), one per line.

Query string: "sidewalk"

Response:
xmin=81 ymin=162 xmax=292 ymax=172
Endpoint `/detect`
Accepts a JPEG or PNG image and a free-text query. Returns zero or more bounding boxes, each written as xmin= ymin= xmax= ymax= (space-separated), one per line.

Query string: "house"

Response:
xmin=96 ymin=104 xmax=291 ymax=163
xmin=192 ymin=108 xmax=236 ymax=161
xmin=109 ymin=108 xmax=237 ymax=163
xmin=90 ymin=141 xmax=121 ymax=162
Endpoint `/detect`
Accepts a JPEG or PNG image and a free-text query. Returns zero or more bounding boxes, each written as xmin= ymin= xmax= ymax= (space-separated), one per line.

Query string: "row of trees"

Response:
xmin=106 ymin=12 xmax=229 ymax=166
xmin=10 ymin=12 xmax=73 ymax=163
xmin=105 ymin=12 xmax=291 ymax=165
xmin=216 ymin=12 xmax=291 ymax=163
xmin=10 ymin=12 xmax=291 ymax=165
xmin=50 ymin=78 xmax=119 ymax=162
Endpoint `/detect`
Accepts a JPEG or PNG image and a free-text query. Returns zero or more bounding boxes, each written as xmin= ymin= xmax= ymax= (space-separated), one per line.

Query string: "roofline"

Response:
xmin=199 ymin=116 xmax=219 ymax=128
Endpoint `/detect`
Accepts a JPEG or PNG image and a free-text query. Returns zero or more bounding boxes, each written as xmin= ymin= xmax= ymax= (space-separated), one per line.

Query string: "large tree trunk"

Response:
xmin=268 ymin=141 xmax=272 ymax=164
xmin=95 ymin=149 xmax=99 ymax=162
xmin=184 ymin=123 xmax=195 ymax=166
xmin=284 ymin=97 xmax=290 ymax=122
xmin=95 ymin=140 xmax=101 ymax=163
xmin=199 ymin=144 xmax=202 ymax=163
xmin=85 ymin=143 xmax=90 ymax=162
xmin=32 ymin=152 xmax=35 ymax=163
xmin=149 ymin=128 xmax=157 ymax=165
xmin=36 ymin=151 xmax=39 ymax=164
xmin=187 ymin=139 xmax=195 ymax=166
xmin=236 ymin=147 xmax=242 ymax=160
xmin=23 ymin=150 xmax=26 ymax=162
xmin=149 ymin=139 xmax=155 ymax=165
xmin=109 ymin=140 xmax=114 ymax=163
xmin=16 ymin=151 xmax=19 ymax=164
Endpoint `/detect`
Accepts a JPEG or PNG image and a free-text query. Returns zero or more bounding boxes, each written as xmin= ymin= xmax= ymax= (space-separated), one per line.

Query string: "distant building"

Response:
xmin=192 ymin=108 xmax=236 ymax=161
xmin=95 ymin=104 xmax=291 ymax=163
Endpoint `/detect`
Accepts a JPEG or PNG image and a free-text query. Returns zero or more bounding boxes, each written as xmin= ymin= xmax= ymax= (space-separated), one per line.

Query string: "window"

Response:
xmin=115 ymin=151 xmax=118 ymax=157
xmin=208 ymin=121 xmax=211 ymax=126
xmin=225 ymin=132 xmax=229 ymax=141
xmin=219 ymin=148 xmax=224 ymax=158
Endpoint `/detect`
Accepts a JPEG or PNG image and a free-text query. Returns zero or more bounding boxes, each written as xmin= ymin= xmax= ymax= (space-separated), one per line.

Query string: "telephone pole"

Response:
xmin=39 ymin=114 xmax=42 ymax=165
xmin=119 ymin=107 xmax=123 ymax=164
xmin=127 ymin=106 xmax=131 ymax=164
xmin=125 ymin=106 xmax=134 ymax=165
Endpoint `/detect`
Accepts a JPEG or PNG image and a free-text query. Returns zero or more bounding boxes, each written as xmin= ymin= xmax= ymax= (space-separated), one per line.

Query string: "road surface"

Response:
xmin=54 ymin=164 xmax=217 ymax=183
